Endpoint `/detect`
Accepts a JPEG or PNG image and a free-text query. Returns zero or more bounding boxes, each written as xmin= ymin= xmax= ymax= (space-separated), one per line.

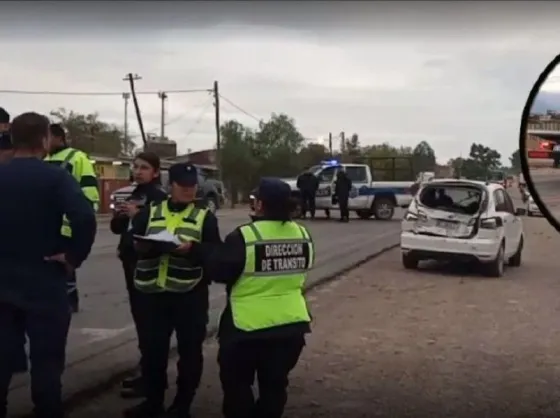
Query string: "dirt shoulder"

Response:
xmin=73 ymin=217 xmax=560 ymax=418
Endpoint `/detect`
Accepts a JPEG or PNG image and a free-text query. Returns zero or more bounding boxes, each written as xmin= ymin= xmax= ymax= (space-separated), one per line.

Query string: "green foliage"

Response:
xmin=220 ymin=114 xmax=437 ymax=199
xmin=50 ymin=108 xmax=135 ymax=157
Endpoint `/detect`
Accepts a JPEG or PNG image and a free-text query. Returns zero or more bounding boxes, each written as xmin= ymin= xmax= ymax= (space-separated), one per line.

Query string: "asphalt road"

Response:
xmin=8 ymin=209 xmax=403 ymax=415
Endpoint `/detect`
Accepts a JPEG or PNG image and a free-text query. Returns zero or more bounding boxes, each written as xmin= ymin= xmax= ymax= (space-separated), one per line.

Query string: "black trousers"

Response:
xmin=135 ymin=291 xmax=208 ymax=410
xmin=338 ymin=196 xmax=350 ymax=220
xmin=301 ymin=191 xmax=316 ymax=218
xmin=0 ymin=302 xmax=70 ymax=418
xmin=67 ymin=270 xmax=79 ymax=310
xmin=218 ymin=335 xmax=305 ymax=418
xmin=122 ymin=259 xmax=144 ymax=366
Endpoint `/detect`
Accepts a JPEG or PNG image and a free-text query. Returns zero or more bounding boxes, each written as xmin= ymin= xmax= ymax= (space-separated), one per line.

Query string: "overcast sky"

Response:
xmin=1 ymin=1 xmax=560 ymax=164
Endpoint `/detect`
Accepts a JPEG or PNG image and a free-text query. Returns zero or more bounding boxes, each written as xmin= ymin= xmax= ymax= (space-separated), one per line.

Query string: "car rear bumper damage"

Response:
xmin=400 ymin=232 xmax=500 ymax=263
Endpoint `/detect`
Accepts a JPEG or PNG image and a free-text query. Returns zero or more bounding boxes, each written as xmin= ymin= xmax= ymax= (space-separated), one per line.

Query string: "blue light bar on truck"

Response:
xmin=321 ymin=159 xmax=340 ymax=166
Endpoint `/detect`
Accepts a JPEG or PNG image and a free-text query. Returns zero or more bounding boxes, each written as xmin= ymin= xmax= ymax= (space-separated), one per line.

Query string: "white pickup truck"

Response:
xmin=280 ymin=161 xmax=415 ymax=220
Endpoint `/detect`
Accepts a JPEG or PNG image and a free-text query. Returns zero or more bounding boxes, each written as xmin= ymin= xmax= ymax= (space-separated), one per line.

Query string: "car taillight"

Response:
xmin=480 ymin=218 xmax=498 ymax=229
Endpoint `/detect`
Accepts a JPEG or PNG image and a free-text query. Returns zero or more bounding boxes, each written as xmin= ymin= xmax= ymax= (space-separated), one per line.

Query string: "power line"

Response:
xmin=0 ymin=88 xmax=212 ymax=96
xmin=219 ymin=94 xmax=261 ymax=123
xmin=164 ymin=93 xmax=213 ymax=127
xmin=184 ymin=98 xmax=215 ymax=138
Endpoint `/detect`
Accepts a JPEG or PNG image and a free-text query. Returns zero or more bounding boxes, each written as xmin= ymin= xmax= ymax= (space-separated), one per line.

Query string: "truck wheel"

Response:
xmin=372 ymin=197 xmax=395 ymax=220
xmin=356 ymin=210 xmax=373 ymax=220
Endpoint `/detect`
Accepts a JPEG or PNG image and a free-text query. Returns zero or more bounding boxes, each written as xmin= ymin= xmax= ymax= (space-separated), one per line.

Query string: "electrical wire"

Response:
xmin=164 ymin=93 xmax=213 ymax=127
xmin=183 ymin=98 xmax=215 ymax=138
xmin=0 ymin=88 xmax=212 ymax=96
xmin=219 ymin=94 xmax=261 ymax=123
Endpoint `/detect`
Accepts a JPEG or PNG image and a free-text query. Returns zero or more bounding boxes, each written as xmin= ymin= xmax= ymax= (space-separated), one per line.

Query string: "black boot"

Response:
xmin=121 ymin=376 xmax=146 ymax=399
xmin=123 ymin=401 xmax=164 ymax=418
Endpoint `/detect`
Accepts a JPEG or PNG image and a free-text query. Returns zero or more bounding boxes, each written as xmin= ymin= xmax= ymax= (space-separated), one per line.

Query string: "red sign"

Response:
xmin=527 ymin=150 xmax=552 ymax=159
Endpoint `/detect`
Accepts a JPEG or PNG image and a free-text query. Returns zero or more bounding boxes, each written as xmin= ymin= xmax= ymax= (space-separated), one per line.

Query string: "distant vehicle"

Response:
xmin=249 ymin=157 xmax=416 ymax=221
xmin=526 ymin=194 xmax=541 ymax=217
xmin=109 ymin=167 xmax=224 ymax=213
xmin=400 ymin=179 xmax=525 ymax=277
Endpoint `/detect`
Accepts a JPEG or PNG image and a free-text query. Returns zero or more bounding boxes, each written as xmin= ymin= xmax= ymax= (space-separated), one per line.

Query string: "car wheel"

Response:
xmin=484 ymin=242 xmax=505 ymax=278
xmin=508 ymin=236 xmax=523 ymax=267
xmin=402 ymin=253 xmax=419 ymax=270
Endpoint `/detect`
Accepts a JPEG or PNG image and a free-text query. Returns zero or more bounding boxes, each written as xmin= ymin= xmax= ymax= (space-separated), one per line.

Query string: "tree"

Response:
xmin=412 ymin=141 xmax=436 ymax=173
xmin=509 ymin=149 xmax=521 ymax=172
xmin=220 ymin=120 xmax=257 ymax=204
xmin=343 ymin=133 xmax=362 ymax=162
xmin=461 ymin=143 xmax=502 ymax=179
xmin=253 ymin=113 xmax=306 ymax=178
xmin=298 ymin=143 xmax=329 ymax=169
xmin=50 ymin=108 xmax=135 ymax=157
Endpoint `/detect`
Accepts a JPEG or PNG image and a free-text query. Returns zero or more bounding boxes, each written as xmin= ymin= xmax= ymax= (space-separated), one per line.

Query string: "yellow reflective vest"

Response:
xmin=231 ymin=220 xmax=314 ymax=332
xmin=45 ymin=147 xmax=100 ymax=237
xmin=134 ymin=201 xmax=207 ymax=293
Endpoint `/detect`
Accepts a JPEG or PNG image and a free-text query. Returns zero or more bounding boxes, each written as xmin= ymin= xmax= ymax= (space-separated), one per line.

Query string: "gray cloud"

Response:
xmin=2 ymin=2 xmax=560 ymax=162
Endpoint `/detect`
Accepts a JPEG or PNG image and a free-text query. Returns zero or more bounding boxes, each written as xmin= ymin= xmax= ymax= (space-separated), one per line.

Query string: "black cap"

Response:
xmin=0 ymin=108 xmax=10 ymax=124
xmin=169 ymin=162 xmax=198 ymax=187
xmin=254 ymin=177 xmax=291 ymax=206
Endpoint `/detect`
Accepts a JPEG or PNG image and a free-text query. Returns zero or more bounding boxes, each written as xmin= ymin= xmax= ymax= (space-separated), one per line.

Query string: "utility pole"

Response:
xmin=122 ymin=93 xmax=130 ymax=143
xmin=213 ymin=81 xmax=221 ymax=155
xmin=158 ymin=91 xmax=168 ymax=140
xmin=123 ymin=73 xmax=146 ymax=148
xmin=340 ymin=131 xmax=346 ymax=153
xmin=328 ymin=132 xmax=333 ymax=157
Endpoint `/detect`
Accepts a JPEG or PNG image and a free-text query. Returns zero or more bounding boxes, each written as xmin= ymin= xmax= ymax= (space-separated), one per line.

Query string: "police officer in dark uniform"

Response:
xmin=110 ymin=152 xmax=168 ymax=399
xmin=0 ymin=112 xmax=96 ymax=418
xmin=125 ymin=162 xmax=221 ymax=418
xmin=296 ymin=169 xmax=319 ymax=219
xmin=199 ymin=177 xmax=314 ymax=418
xmin=334 ymin=169 xmax=352 ymax=222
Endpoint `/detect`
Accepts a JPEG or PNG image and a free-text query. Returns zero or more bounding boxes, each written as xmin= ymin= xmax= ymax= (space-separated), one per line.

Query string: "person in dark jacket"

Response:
xmin=110 ymin=152 xmax=168 ymax=399
xmin=296 ymin=169 xmax=319 ymax=219
xmin=0 ymin=108 xmax=13 ymax=164
xmin=334 ymin=169 xmax=352 ymax=222
xmin=0 ymin=109 xmax=28 ymax=376
xmin=0 ymin=112 xmax=96 ymax=418
xmin=124 ymin=162 xmax=222 ymax=418
xmin=196 ymin=177 xmax=314 ymax=418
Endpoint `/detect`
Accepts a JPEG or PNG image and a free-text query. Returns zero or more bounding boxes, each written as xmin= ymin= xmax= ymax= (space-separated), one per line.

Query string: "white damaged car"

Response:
xmin=400 ymin=179 xmax=525 ymax=277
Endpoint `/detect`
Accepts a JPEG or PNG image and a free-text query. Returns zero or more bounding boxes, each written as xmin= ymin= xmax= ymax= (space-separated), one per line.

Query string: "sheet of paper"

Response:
xmin=135 ymin=230 xmax=182 ymax=246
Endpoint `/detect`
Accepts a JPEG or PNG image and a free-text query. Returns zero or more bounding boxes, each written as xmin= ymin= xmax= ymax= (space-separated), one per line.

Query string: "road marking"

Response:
xmin=78 ymin=326 xmax=134 ymax=343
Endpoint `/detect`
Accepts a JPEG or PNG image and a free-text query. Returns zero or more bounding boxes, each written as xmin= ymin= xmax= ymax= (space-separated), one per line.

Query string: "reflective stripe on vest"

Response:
xmin=134 ymin=201 xmax=207 ymax=293
xmin=58 ymin=149 xmax=79 ymax=237
xmin=230 ymin=220 xmax=314 ymax=332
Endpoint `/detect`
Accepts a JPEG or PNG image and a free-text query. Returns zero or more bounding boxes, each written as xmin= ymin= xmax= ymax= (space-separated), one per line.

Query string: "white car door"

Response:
xmin=344 ymin=166 xmax=369 ymax=209
xmin=503 ymin=190 xmax=523 ymax=250
xmin=493 ymin=189 xmax=516 ymax=256
xmin=315 ymin=166 xmax=339 ymax=208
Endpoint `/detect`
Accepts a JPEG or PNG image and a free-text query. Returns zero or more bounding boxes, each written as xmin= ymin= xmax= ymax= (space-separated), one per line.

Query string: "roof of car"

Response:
xmin=424 ymin=178 xmax=503 ymax=190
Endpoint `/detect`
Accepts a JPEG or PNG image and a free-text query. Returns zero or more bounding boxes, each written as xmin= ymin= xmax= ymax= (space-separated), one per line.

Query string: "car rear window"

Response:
xmin=418 ymin=184 xmax=483 ymax=215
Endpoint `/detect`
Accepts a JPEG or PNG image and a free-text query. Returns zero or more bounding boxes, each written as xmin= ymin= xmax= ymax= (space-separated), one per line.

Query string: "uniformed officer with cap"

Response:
xmin=125 ymin=162 xmax=221 ymax=418
xmin=196 ymin=177 xmax=315 ymax=418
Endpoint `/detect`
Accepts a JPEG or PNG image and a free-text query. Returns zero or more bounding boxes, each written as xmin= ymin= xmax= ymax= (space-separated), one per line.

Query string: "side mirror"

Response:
xmin=515 ymin=208 xmax=526 ymax=216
